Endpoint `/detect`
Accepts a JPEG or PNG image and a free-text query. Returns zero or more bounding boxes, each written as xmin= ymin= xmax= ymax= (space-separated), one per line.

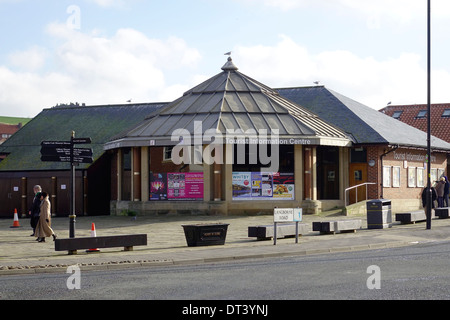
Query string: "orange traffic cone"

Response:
xmin=86 ymin=223 xmax=100 ymax=253
xmin=10 ymin=209 xmax=21 ymax=228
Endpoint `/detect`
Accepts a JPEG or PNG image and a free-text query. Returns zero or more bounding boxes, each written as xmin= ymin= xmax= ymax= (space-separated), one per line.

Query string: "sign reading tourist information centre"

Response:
xmin=232 ymin=172 xmax=295 ymax=200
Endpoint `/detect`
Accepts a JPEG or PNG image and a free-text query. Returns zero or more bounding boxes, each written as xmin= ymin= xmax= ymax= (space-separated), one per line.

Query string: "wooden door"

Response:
xmin=349 ymin=163 xmax=368 ymax=204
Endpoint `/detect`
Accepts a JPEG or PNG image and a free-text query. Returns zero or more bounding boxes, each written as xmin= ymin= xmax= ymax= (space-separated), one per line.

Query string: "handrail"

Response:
xmin=344 ymin=182 xmax=376 ymax=206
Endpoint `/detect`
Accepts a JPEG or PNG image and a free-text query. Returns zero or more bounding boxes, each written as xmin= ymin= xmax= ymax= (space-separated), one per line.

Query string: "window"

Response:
xmin=383 ymin=166 xmax=391 ymax=188
xmin=163 ymin=146 xmax=173 ymax=161
xmin=408 ymin=167 xmax=416 ymax=187
xmin=417 ymin=167 xmax=425 ymax=188
xmin=392 ymin=111 xmax=403 ymax=119
xmin=392 ymin=166 xmax=401 ymax=187
xmin=416 ymin=110 xmax=427 ymax=119
xmin=442 ymin=109 xmax=450 ymax=117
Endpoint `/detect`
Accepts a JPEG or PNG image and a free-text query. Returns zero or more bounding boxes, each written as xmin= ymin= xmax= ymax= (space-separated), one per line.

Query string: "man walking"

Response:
xmin=28 ymin=185 xmax=42 ymax=236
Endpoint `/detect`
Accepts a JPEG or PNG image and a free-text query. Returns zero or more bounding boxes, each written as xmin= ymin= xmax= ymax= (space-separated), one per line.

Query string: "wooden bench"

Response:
xmin=55 ymin=234 xmax=147 ymax=255
xmin=312 ymin=219 xmax=362 ymax=235
xmin=434 ymin=207 xmax=450 ymax=219
xmin=248 ymin=223 xmax=308 ymax=240
xmin=395 ymin=210 xmax=435 ymax=224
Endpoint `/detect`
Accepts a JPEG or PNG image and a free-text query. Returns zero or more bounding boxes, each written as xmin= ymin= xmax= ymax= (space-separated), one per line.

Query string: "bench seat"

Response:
xmin=248 ymin=223 xmax=308 ymax=240
xmin=312 ymin=219 xmax=362 ymax=235
xmin=55 ymin=234 xmax=147 ymax=254
xmin=395 ymin=210 xmax=435 ymax=224
xmin=435 ymin=207 xmax=450 ymax=219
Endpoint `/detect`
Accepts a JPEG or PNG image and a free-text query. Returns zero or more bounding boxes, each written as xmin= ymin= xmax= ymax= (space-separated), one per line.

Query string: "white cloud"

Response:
xmin=85 ymin=0 xmax=125 ymax=8
xmin=0 ymin=24 xmax=202 ymax=116
xmin=234 ymin=35 xmax=449 ymax=109
xmin=8 ymin=46 xmax=48 ymax=71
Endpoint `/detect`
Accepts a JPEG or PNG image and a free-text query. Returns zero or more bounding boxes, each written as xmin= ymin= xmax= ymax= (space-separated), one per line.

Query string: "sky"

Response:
xmin=1 ymin=0 xmax=450 ymax=118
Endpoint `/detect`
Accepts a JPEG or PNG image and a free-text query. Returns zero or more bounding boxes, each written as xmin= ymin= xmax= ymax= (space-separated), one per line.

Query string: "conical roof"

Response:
xmin=104 ymin=58 xmax=352 ymax=149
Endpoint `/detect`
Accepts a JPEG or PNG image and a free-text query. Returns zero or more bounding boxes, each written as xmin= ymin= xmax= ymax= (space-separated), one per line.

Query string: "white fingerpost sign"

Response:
xmin=274 ymin=208 xmax=294 ymax=222
xmin=273 ymin=208 xmax=303 ymax=245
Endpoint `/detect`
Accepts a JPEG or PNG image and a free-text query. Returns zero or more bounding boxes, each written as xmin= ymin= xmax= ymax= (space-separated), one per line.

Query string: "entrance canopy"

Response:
xmin=104 ymin=58 xmax=353 ymax=150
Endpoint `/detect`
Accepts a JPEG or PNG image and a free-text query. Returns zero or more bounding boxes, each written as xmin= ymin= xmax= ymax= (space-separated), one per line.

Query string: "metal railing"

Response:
xmin=344 ymin=182 xmax=376 ymax=206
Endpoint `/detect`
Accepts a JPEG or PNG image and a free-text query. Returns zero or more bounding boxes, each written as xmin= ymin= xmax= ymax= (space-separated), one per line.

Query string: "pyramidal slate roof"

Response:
xmin=277 ymin=86 xmax=450 ymax=151
xmin=0 ymin=103 xmax=165 ymax=171
xmin=104 ymin=58 xmax=352 ymax=150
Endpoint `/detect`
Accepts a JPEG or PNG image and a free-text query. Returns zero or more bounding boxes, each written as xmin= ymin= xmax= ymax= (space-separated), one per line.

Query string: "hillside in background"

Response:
xmin=0 ymin=116 xmax=32 ymax=125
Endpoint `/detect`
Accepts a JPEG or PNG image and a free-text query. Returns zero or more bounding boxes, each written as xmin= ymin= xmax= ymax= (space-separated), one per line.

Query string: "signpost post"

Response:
xmin=40 ymin=132 xmax=92 ymax=238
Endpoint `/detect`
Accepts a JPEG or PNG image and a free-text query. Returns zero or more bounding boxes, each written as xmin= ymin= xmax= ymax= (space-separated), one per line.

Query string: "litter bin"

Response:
xmin=182 ymin=223 xmax=229 ymax=247
xmin=366 ymin=199 xmax=392 ymax=229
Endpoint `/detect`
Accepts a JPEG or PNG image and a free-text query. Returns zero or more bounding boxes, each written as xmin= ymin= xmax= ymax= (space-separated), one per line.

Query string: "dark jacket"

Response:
xmin=29 ymin=192 xmax=42 ymax=217
xmin=422 ymin=187 xmax=437 ymax=208
xmin=444 ymin=180 xmax=450 ymax=196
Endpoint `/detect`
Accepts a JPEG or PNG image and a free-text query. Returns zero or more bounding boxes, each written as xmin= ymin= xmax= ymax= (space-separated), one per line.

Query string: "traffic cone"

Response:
xmin=10 ymin=209 xmax=21 ymax=228
xmin=86 ymin=222 xmax=100 ymax=253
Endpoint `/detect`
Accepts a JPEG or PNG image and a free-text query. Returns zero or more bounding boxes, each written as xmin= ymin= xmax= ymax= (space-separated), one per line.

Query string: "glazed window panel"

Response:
xmin=431 ymin=169 xmax=437 ymax=184
xmin=417 ymin=167 xmax=425 ymax=188
xmin=392 ymin=166 xmax=401 ymax=188
xmin=383 ymin=166 xmax=391 ymax=188
xmin=408 ymin=167 xmax=416 ymax=188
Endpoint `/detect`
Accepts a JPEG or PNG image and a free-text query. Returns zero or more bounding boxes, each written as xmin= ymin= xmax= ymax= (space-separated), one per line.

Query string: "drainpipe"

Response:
xmin=380 ymin=145 xmax=399 ymax=199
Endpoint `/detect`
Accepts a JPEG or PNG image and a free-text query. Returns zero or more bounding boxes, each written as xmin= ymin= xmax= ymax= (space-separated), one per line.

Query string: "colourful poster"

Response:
xmin=272 ymin=172 xmax=295 ymax=200
xmin=233 ymin=172 xmax=294 ymax=200
xmin=150 ymin=172 xmax=204 ymax=201
xmin=261 ymin=173 xmax=274 ymax=197
xmin=149 ymin=173 xmax=167 ymax=200
xmin=232 ymin=172 xmax=252 ymax=198
xmin=167 ymin=172 xmax=204 ymax=200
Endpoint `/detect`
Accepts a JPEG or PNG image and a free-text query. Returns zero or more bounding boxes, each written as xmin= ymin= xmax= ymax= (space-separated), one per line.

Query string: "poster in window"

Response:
xmin=232 ymin=172 xmax=252 ymax=199
xmin=251 ymin=173 xmax=262 ymax=197
xmin=250 ymin=172 xmax=274 ymax=198
xmin=233 ymin=172 xmax=294 ymax=200
xmin=150 ymin=172 xmax=204 ymax=201
xmin=149 ymin=173 xmax=168 ymax=200
xmin=167 ymin=172 xmax=203 ymax=200
xmin=273 ymin=173 xmax=295 ymax=200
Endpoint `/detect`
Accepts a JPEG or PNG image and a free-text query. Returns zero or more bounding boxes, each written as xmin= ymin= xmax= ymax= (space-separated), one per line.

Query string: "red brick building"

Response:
xmin=380 ymin=103 xmax=450 ymax=143
xmin=0 ymin=123 xmax=22 ymax=145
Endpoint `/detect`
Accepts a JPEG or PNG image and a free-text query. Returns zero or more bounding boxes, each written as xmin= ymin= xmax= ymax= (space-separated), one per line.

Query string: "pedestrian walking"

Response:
xmin=28 ymin=185 xmax=42 ymax=236
xmin=444 ymin=176 xmax=449 ymax=207
xmin=35 ymin=192 xmax=57 ymax=243
xmin=435 ymin=177 xmax=446 ymax=208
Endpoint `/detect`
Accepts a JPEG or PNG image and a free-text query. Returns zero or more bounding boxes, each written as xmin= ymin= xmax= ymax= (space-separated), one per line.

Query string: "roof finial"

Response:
xmin=221 ymin=53 xmax=238 ymax=71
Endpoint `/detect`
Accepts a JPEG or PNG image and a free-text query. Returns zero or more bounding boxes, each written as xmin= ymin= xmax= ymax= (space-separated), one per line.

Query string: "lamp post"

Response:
xmin=426 ymin=0 xmax=432 ymax=230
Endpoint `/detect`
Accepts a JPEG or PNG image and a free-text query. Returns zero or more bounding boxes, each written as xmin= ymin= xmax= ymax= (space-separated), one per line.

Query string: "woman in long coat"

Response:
xmin=35 ymin=192 xmax=57 ymax=243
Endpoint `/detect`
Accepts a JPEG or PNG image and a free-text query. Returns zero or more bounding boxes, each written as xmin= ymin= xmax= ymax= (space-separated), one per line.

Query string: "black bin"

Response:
xmin=182 ymin=223 xmax=229 ymax=247
xmin=366 ymin=199 xmax=392 ymax=229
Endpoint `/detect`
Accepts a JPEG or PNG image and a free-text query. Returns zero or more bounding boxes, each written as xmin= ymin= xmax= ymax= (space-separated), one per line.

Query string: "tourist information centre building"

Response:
xmin=1 ymin=58 xmax=450 ymax=217
xmin=103 ymin=58 xmax=450 ymax=216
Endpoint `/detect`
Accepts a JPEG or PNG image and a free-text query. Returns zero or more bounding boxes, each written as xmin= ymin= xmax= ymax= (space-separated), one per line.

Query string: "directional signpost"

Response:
xmin=40 ymin=132 xmax=93 ymax=238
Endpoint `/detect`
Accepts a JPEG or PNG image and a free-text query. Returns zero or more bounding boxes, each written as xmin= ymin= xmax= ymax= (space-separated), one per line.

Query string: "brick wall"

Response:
xmin=368 ymin=146 xmax=448 ymax=202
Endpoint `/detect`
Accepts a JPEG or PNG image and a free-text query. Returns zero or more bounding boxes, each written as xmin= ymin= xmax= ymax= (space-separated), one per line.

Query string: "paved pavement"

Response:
xmin=1 ymin=211 xmax=450 ymax=275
